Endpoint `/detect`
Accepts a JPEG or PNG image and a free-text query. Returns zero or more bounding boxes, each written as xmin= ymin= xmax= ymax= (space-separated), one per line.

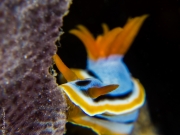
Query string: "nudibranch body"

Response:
xmin=53 ymin=15 xmax=147 ymax=135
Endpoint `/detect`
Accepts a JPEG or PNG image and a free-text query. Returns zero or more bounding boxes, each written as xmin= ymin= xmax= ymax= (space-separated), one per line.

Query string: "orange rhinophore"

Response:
xmin=53 ymin=54 xmax=78 ymax=82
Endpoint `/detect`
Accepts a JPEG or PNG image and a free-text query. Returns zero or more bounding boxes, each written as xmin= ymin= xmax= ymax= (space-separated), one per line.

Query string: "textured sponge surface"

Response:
xmin=0 ymin=0 xmax=71 ymax=134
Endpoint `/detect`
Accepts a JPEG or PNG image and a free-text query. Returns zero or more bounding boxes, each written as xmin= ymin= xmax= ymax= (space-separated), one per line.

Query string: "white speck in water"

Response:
xmin=24 ymin=55 xmax=27 ymax=59
xmin=5 ymin=81 xmax=9 ymax=84
xmin=48 ymin=99 xmax=51 ymax=102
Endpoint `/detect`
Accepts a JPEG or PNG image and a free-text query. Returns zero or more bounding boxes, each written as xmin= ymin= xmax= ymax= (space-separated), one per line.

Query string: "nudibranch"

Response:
xmin=53 ymin=15 xmax=148 ymax=135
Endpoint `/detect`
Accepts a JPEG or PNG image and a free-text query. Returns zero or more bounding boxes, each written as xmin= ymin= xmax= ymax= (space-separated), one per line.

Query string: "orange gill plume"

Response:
xmin=69 ymin=15 xmax=148 ymax=60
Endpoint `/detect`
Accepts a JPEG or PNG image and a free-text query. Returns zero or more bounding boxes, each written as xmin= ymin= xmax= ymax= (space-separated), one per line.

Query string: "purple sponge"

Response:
xmin=0 ymin=0 xmax=71 ymax=134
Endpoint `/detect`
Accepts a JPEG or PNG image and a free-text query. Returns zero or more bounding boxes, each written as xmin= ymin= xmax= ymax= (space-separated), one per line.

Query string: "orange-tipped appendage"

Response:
xmin=69 ymin=15 xmax=148 ymax=60
xmin=97 ymin=27 xmax=123 ymax=57
xmin=101 ymin=23 xmax=109 ymax=35
xmin=69 ymin=25 xmax=98 ymax=60
xmin=88 ymin=84 xmax=119 ymax=99
xmin=110 ymin=15 xmax=148 ymax=55
xmin=53 ymin=54 xmax=78 ymax=82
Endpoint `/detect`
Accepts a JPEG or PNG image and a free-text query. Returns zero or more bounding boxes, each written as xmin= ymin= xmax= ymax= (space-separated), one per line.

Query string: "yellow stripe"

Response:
xmin=71 ymin=69 xmax=89 ymax=79
xmin=72 ymin=115 xmax=128 ymax=135
xmin=60 ymin=78 xmax=145 ymax=116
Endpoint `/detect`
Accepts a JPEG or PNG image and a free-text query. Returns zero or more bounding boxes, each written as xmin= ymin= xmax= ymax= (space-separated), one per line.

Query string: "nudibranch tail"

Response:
xmin=69 ymin=15 xmax=148 ymax=60
xmin=53 ymin=54 xmax=78 ymax=82
xmin=88 ymin=84 xmax=119 ymax=99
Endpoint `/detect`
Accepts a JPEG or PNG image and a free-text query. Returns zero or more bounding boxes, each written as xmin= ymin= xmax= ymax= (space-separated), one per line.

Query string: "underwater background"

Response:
xmin=57 ymin=0 xmax=180 ymax=135
xmin=0 ymin=0 xmax=179 ymax=135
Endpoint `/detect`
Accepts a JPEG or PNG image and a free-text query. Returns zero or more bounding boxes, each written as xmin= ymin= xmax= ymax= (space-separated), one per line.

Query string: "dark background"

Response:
xmin=56 ymin=0 xmax=180 ymax=135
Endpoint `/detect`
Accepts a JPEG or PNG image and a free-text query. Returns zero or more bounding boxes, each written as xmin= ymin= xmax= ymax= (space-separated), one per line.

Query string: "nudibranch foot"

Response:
xmin=70 ymin=113 xmax=134 ymax=135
